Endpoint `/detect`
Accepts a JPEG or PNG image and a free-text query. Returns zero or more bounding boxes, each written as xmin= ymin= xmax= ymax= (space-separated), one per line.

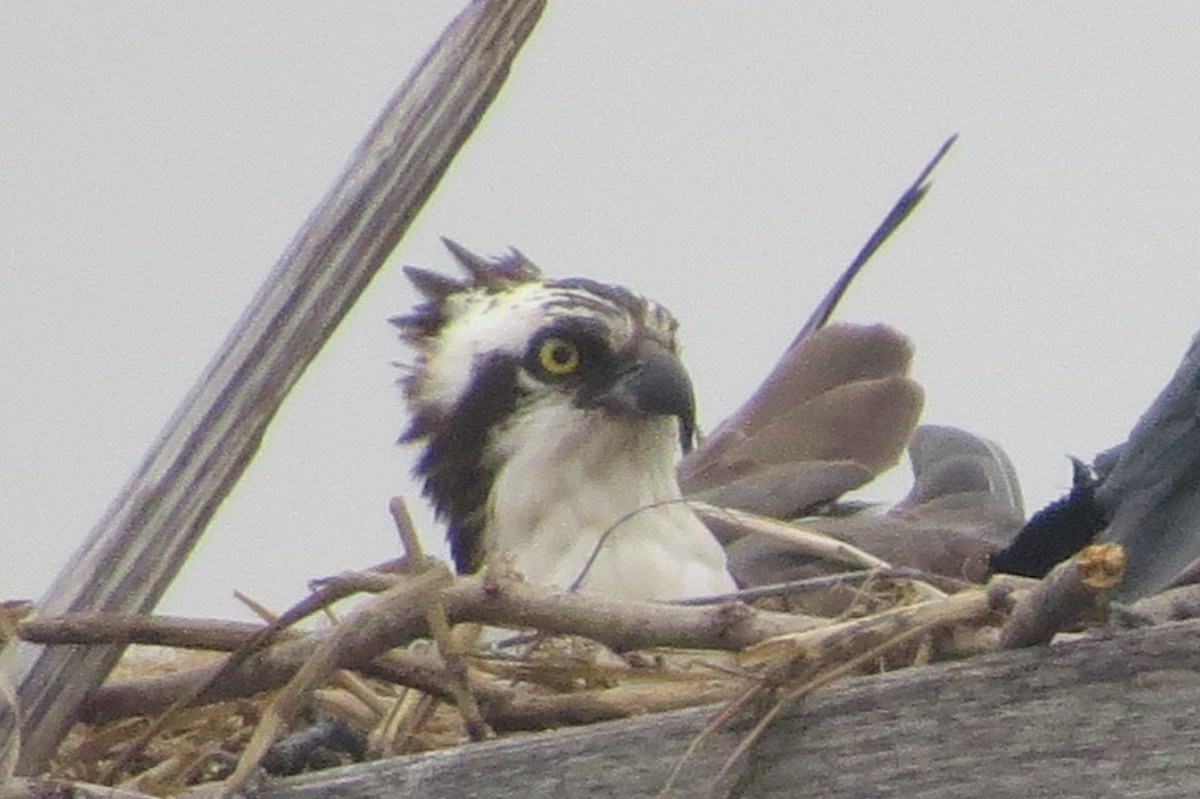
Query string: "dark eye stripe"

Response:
xmin=415 ymin=353 xmax=521 ymax=574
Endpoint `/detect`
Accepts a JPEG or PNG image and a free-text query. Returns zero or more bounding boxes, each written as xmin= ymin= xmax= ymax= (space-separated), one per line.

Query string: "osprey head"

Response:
xmin=393 ymin=240 xmax=733 ymax=600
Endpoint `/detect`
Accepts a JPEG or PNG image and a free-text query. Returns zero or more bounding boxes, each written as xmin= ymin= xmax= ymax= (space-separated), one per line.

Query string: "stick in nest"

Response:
xmin=673 ymin=566 xmax=973 ymax=608
xmin=27 ymin=581 xmax=825 ymax=734
xmin=998 ymin=543 xmax=1126 ymax=648
xmin=657 ymin=586 xmax=1009 ymax=797
xmin=386 ymin=496 xmax=491 ymax=743
xmin=219 ymin=496 xmax=487 ymax=795
xmin=689 ymin=502 xmax=893 ymax=571
xmin=218 ymin=530 xmax=454 ymax=797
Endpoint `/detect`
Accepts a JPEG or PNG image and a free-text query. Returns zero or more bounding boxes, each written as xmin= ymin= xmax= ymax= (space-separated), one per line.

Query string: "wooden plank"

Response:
xmin=259 ymin=704 xmax=741 ymax=799
xmin=744 ymin=620 xmax=1200 ymax=798
xmin=0 ymin=0 xmax=546 ymax=774
xmin=255 ymin=618 xmax=1200 ymax=798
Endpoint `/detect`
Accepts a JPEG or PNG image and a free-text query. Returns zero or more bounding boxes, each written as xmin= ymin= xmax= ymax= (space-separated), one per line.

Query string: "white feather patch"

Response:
xmin=416 ymin=283 xmax=643 ymax=413
xmin=485 ymin=400 xmax=735 ymax=601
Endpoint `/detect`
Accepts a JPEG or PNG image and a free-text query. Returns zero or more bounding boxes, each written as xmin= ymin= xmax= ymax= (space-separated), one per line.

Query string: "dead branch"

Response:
xmin=664 ymin=577 xmax=995 ymax=797
xmin=83 ymin=648 xmax=464 ymax=727
xmin=487 ymin=678 xmax=744 ymax=734
xmin=18 ymin=575 xmax=821 ymax=725
xmin=17 ymin=615 xmax=285 ymax=652
xmin=457 ymin=575 xmax=823 ymax=651
xmin=245 ymin=561 xmax=408 ymax=638
xmin=739 ymin=586 xmax=1008 ymax=677
xmin=998 ymin=544 xmax=1126 ymax=649
xmin=22 ymin=578 xmax=824 ymax=660
xmin=75 ymin=642 xmax=743 ymax=738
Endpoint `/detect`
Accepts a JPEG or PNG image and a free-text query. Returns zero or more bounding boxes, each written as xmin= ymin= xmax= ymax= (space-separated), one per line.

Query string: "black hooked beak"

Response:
xmin=594 ymin=342 xmax=697 ymax=453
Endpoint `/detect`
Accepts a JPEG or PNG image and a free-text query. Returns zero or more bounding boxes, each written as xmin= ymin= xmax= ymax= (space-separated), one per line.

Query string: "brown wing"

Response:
xmin=679 ymin=323 xmax=922 ymax=517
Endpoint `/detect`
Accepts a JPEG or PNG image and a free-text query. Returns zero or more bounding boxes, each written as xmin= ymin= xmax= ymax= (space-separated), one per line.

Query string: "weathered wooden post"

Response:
xmin=0 ymin=0 xmax=546 ymax=774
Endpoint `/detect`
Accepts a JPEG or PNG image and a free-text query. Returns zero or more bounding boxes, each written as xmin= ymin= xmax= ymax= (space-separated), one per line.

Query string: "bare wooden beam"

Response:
xmin=0 ymin=0 xmax=546 ymax=773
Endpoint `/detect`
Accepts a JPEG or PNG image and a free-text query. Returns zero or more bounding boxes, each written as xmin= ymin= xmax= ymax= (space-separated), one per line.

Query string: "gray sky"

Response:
xmin=4 ymin=4 xmax=1200 ymax=619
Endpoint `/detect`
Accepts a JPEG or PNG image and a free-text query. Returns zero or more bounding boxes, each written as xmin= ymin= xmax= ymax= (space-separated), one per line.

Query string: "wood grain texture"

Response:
xmin=257 ymin=704 xmax=741 ymax=799
xmin=252 ymin=618 xmax=1200 ymax=798
xmin=0 ymin=0 xmax=546 ymax=774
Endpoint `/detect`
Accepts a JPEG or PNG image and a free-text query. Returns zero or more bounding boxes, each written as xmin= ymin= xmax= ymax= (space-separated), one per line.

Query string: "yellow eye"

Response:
xmin=537 ymin=337 xmax=581 ymax=375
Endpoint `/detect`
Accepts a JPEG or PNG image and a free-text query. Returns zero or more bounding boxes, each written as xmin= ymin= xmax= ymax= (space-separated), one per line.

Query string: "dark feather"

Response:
xmin=402 ymin=265 xmax=465 ymax=302
xmin=794 ymin=134 xmax=958 ymax=344
xmin=988 ymin=457 xmax=1106 ymax=578
xmin=415 ymin=353 xmax=522 ymax=574
xmin=441 ymin=237 xmax=540 ymax=289
xmin=442 ymin=237 xmax=497 ymax=285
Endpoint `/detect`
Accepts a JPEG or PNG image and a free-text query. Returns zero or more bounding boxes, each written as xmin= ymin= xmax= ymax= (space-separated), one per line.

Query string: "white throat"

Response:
xmin=484 ymin=402 xmax=735 ymax=601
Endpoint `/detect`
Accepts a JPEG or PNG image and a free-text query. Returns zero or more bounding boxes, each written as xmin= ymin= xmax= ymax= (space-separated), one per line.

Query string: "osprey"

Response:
xmin=393 ymin=240 xmax=735 ymax=601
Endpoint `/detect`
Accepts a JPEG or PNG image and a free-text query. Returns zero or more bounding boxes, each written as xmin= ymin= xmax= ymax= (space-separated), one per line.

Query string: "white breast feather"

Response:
xmin=486 ymin=399 xmax=736 ymax=601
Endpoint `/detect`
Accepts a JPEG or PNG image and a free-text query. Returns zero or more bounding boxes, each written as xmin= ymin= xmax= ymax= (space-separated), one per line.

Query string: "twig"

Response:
xmin=23 ymin=583 xmax=822 ymax=668
xmin=85 ymin=647 xmax=466 ymax=727
xmin=0 ymin=779 xmax=158 ymax=799
xmin=389 ymin=499 xmax=431 ymax=572
xmin=491 ymin=677 xmax=743 ymax=732
xmin=219 ymin=565 xmax=453 ymax=797
xmin=458 ymin=577 xmax=823 ymax=652
xmin=22 ymin=577 xmax=823 ymax=725
xmin=232 ymin=591 xmax=278 ymax=624
xmin=372 ymin=639 xmax=440 ymax=756
xmin=233 ymin=593 xmax=389 ymax=768
xmin=389 ymin=497 xmax=491 ymax=742
xmin=689 ymin=502 xmax=890 ymax=570
xmin=259 ymin=563 xmax=406 ymax=635
xmin=568 ymin=499 xmax=691 ymax=593
xmin=672 ymin=566 xmax=972 ymax=607
xmin=998 ymin=544 xmax=1126 ymax=649
xmin=77 ymin=640 xmax=742 ymax=740
xmin=656 ymin=674 xmax=768 ymax=798
xmin=718 ymin=619 xmax=949 ymax=796
xmin=738 ymin=586 xmax=1005 ymax=674
xmin=326 ymin=671 xmax=391 ymax=720
xmin=16 ymin=615 xmax=286 ymax=652
xmin=96 ymin=600 xmax=307 ymax=785
xmin=659 ymin=584 xmax=997 ymax=798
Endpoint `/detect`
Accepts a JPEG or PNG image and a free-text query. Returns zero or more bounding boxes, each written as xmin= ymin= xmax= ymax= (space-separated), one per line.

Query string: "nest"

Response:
xmin=8 ymin=497 xmax=1135 ymax=798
